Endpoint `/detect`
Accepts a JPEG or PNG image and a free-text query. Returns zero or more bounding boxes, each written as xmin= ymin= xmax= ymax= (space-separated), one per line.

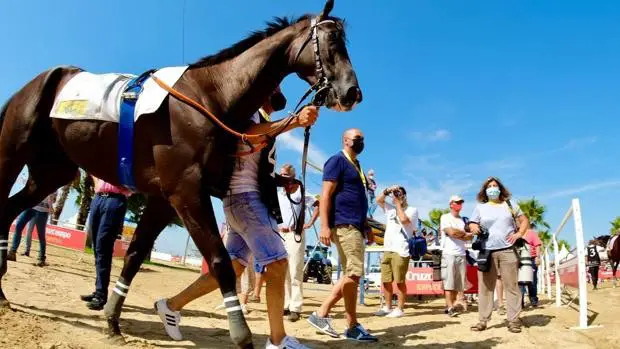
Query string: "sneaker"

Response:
xmin=375 ymin=306 xmax=391 ymax=316
xmin=20 ymin=251 xmax=30 ymax=257
xmin=344 ymin=323 xmax=378 ymax=343
xmin=7 ymin=250 xmax=16 ymax=262
xmin=154 ymin=299 xmax=183 ymax=341
xmin=447 ymin=307 xmax=458 ymax=317
xmin=283 ymin=308 xmax=291 ymax=316
xmin=86 ymin=296 xmax=106 ymax=311
xmin=34 ymin=260 xmax=48 ymax=267
xmin=241 ymin=303 xmax=249 ymax=315
xmin=265 ymin=336 xmax=310 ymax=349
xmin=386 ymin=308 xmax=404 ymax=318
xmin=307 ymin=312 xmax=339 ymax=338
xmin=288 ymin=311 xmax=301 ymax=322
xmin=80 ymin=292 xmax=96 ymax=302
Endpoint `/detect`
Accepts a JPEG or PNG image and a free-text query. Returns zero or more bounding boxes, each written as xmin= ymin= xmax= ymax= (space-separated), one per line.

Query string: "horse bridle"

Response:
xmin=288 ymin=17 xmax=338 ymax=243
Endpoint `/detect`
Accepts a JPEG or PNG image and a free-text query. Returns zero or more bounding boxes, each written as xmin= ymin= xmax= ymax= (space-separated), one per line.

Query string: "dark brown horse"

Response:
xmin=0 ymin=1 xmax=361 ymax=347
xmin=594 ymin=234 xmax=620 ymax=287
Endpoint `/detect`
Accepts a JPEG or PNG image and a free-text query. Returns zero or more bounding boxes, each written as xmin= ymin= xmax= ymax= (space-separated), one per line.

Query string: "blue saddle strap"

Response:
xmin=118 ymin=69 xmax=156 ymax=191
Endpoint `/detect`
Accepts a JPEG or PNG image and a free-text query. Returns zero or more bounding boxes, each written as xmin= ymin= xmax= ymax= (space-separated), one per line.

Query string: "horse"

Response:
xmin=0 ymin=1 xmax=361 ymax=347
xmin=594 ymin=234 xmax=620 ymax=287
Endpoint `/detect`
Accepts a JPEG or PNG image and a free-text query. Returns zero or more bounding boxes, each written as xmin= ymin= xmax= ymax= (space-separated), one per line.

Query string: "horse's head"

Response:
xmin=292 ymin=0 xmax=362 ymax=111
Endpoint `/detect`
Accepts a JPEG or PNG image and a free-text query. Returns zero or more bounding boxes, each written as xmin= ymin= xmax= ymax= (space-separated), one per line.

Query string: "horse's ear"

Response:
xmin=318 ymin=0 xmax=334 ymax=21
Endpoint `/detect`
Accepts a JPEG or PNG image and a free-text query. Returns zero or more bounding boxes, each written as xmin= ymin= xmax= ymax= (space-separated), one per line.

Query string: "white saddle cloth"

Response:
xmin=50 ymin=66 xmax=188 ymax=122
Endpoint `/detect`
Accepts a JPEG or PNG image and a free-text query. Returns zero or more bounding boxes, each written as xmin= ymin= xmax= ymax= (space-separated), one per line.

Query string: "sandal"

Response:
xmin=508 ymin=320 xmax=522 ymax=333
xmin=470 ymin=322 xmax=487 ymax=332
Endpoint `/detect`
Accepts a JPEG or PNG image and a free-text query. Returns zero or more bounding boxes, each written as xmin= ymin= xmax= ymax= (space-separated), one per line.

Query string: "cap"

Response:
xmin=449 ymin=195 xmax=464 ymax=203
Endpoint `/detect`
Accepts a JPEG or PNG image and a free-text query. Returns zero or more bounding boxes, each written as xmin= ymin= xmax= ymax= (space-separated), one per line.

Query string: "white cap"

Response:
xmin=449 ymin=195 xmax=464 ymax=203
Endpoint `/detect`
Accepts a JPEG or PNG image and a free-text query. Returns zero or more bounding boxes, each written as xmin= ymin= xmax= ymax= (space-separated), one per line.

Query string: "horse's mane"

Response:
xmin=190 ymin=14 xmax=344 ymax=68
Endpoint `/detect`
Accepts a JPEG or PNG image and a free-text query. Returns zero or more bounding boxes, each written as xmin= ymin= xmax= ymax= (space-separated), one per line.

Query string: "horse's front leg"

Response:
xmin=169 ymin=190 xmax=252 ymax=348
xmin=103 ymin=196 xmax=176 ymax=340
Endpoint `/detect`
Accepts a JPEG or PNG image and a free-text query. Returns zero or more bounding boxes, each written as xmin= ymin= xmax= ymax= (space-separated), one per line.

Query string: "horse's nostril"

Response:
xmin=344 ymin=86 xmax=362 ymax=104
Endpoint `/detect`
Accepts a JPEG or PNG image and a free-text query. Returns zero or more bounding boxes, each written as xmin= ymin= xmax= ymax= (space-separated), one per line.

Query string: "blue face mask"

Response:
xmin=486 ymin=187 xmax=500 ymax=200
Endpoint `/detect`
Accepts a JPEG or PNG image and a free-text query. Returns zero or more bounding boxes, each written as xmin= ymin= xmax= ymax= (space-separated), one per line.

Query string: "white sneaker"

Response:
xmin=265 ymin=336 xmax=310 ymax=349
xmin=386 ymin=308 xmax=404 ymax=318
xmin=375 ymin=306 xmax=391 ymax=316
xmin=155 ymin=298 xmax=183 ymax=341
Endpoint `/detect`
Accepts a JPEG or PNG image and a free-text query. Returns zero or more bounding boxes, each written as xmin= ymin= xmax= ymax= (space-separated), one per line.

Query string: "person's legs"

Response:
xmin=33 ymin=211 xmax=48 ymax=263
xmin=92 ymin=196 xmax=127 ymax=305
xmin=23 ymin=218 xmax=35 ymax=255
xmin=380 ymin=252 xmax=394 ymax=312
xmin=9 ymin=209 xmax=35 ymax=256
xmin=497 ymin=249 xmax=521 ymax=325
xmin=390 ymin=253 xmax=409 ymax=315
xmin=263 ymin=258 xmax=288 ymax=345
xmin=283 ymin=232 xmax=305 ymax=318
xmin=527 ymin=258 xmax=538 ymax=305
xmin=476 ymin=252 xmax=499 ymax=325
xmin=590 ymin=266 xmax=599 ymax=289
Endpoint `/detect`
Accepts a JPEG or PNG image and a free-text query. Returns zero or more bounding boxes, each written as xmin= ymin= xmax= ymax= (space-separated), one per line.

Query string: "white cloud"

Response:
xmin=276 ymin=132 xmax=328 ymax=171
xmin=410 ymin=129 xmax=451 ymax=142
xmin=540 ymin=179 xmax=620 ymax=199
xmin=561 ymin=136 xmax=598 ymax=151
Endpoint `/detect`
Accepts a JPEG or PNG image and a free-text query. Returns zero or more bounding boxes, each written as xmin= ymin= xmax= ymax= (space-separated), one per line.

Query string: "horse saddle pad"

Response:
xmin=50 ymin=66 xmax=188 ymax=122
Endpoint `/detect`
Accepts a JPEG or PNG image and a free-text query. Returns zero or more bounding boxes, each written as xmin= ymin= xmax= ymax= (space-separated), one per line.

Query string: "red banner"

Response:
xmin=10 ymin=223 xmax=86 ymax=251
xmin=389 ymin=265 xmax=479 ymax=295
xmin=10 ymin=222 xmax=129 ymax=258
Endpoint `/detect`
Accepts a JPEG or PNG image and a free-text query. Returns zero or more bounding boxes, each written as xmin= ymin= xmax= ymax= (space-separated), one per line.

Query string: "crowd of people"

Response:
xmin=4 ymin=85 xmax=610 ymax=349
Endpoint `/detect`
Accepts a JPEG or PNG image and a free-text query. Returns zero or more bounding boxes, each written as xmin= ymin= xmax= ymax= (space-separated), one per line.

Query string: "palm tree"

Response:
xmin=422 ymin=208 xmax=450 ymax=233
xmin=518 ymin=197 xmax=550 ymax=231
xmin=610 ymin=216 xmax=620 ymax=236
xmin=558 ymin=239 xmax=571 ymax=251
xmin=538 ymin=230 xmax=552 ymax=248
xmin=50 ymin=173 xmax=80 ymax=225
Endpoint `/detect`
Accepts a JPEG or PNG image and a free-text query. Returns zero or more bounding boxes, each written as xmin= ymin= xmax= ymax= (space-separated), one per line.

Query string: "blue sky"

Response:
xmin=2 ymin=1 xmax=619 ymax=257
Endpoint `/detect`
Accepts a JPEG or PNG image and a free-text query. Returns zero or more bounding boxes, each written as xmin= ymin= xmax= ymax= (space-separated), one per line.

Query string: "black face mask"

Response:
xmin=351 ymin=139 xmax=365 ymax=154
xmin=269 ymin=93 xmax=287 ymax=112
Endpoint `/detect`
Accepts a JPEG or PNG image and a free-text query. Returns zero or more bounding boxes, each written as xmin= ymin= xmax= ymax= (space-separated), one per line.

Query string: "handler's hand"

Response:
xmin=507 ymin=232 xmax=522 ymax=245
xmin=320 ymin=226 xmax=332 ymax=246
xmin=297 ymin=106 xmax=319 ymax=128
xmin=469 ymin=223 xmax=481 ymax=235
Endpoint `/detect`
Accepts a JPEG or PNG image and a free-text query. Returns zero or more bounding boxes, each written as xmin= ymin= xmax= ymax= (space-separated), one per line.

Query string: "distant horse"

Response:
xmin=594 ymin=234 xmax=620 ymax=287
xmin=0 ymin=1 xmax=361 ymax=347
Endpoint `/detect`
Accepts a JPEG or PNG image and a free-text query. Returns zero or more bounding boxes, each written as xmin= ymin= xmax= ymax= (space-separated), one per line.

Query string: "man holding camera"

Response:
xmin=439 ymin=195 xmax=473 ymax=317
xmin=375 ymin=185 xmax=418 ymax=318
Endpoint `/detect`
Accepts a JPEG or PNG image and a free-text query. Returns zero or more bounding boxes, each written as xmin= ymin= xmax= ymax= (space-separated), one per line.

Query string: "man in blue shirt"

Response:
xmin=307 ymin=128 xmax=378 ymax=343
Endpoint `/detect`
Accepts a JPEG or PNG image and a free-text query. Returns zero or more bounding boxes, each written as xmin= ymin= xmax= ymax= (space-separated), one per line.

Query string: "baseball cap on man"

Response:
xmin=449 ymin=195 xmax=464 ymax=203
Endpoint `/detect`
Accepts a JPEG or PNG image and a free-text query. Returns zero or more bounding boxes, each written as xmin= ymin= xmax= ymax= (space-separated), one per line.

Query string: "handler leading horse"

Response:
xmin=0 ymin=1 xmax=361 ymax=347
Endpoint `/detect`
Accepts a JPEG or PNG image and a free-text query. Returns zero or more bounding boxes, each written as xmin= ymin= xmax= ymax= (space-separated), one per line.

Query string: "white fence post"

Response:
xmin=571 ymin=198 xmax=588 ymax=329
xmin=544 ymin=247 xmax=552 ymax=299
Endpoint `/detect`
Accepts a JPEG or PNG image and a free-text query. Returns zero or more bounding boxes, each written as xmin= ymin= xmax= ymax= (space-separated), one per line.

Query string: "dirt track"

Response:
xmin=1 ymin=244 xmax=618 ymax=349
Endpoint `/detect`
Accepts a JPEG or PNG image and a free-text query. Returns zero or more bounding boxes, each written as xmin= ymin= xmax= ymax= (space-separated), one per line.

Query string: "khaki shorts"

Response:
xmin=380 ymin=251 xmax=410 ymax=283
xmin=332 ymin=225 xmax=365 ymax=278
xmin=441 ymin=254 xmax=466 ymax=291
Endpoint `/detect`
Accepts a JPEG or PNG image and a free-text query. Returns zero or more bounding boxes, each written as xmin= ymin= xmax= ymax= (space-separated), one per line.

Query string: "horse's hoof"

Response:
xmin=102 ymin=334 xmax=126 ymax=346
xmin=105 ymin=317 xmax=122 ymax=337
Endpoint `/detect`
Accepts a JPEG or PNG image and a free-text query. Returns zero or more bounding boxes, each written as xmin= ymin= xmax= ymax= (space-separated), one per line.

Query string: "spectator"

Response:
xmin=307 ymin=128 xmax=378 ymax=343
xmin=586 ymin=240 xmax=601 ymax=290
xmin=367 ymin=169 xmax=377 ymax=218
xmin=277 ymin=164 xmax=316 ymax=322
xmin=80 ymin=177 xmax=131 ymax=310
xmin=7 ymin=193 xmax=56 ymax=266
xmin=520 ymin=224 xmax=542 ymax=307
xmin=468 ymin=176 xmax=529 ymax=334
xmin=374 ymin=185 xmax=418 ymax=318
xmin=439 ymin=195 xmax=473 ymax=317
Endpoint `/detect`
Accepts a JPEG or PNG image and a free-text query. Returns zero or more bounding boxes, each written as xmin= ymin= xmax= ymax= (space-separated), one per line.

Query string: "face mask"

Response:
xmin=269 ymin=92 xmax=287 ymax=112
xmin=451 ymin=203 xmax=463 ymax=211
xmin=351 ymin=139 xmax=364 ymax=154
xmin=486 ymin=187 xmax=500 ymax=200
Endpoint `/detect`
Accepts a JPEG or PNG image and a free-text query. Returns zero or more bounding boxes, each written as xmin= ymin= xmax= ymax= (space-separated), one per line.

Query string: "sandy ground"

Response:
xmin=1 ymin=245 xmax=618 ymax=349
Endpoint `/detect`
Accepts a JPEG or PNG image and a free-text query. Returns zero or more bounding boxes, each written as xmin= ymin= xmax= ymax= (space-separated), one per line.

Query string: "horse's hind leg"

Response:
xmin=104 ymin=196 xmax=176 ymax=339
xmin=169 ymin=192 xmax=252 ymax=348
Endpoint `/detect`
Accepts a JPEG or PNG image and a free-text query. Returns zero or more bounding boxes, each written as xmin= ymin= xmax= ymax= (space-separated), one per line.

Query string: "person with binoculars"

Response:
xmin=467 ymin=177 xmax=529 ymax=334
xmin=374 ymin=185 xmax=418 ymax=318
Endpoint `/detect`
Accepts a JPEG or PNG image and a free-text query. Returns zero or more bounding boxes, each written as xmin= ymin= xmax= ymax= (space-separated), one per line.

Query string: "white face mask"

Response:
xmin=486 ymin=187 xmax=500 ymax=200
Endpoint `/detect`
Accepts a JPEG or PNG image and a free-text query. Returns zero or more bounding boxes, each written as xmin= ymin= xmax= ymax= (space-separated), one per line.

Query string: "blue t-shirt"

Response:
xmin=323 ymin=151 xmax=368 ymax=230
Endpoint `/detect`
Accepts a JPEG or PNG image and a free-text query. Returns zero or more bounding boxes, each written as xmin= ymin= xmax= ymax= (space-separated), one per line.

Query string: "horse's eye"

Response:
xmin=328 ymin=31 xmax=338 ymax=41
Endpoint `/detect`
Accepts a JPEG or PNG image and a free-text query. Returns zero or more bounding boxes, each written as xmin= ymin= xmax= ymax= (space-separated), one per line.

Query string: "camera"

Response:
xmin=384 ymin=186 xmax=406 ymax=198
xmin=471 ymin=224 xmax=489 ymax=251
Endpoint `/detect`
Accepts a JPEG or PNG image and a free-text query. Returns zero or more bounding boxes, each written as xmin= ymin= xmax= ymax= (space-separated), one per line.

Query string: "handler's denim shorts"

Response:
xmin=224 ymin=191 xmax=288 ymax=273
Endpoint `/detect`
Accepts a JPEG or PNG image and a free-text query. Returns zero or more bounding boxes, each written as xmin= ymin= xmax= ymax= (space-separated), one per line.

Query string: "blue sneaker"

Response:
xmin=307 ymin=312 xmax=340 ymax=338
xmin=344 ymin=323 xmax=378 ymax=342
